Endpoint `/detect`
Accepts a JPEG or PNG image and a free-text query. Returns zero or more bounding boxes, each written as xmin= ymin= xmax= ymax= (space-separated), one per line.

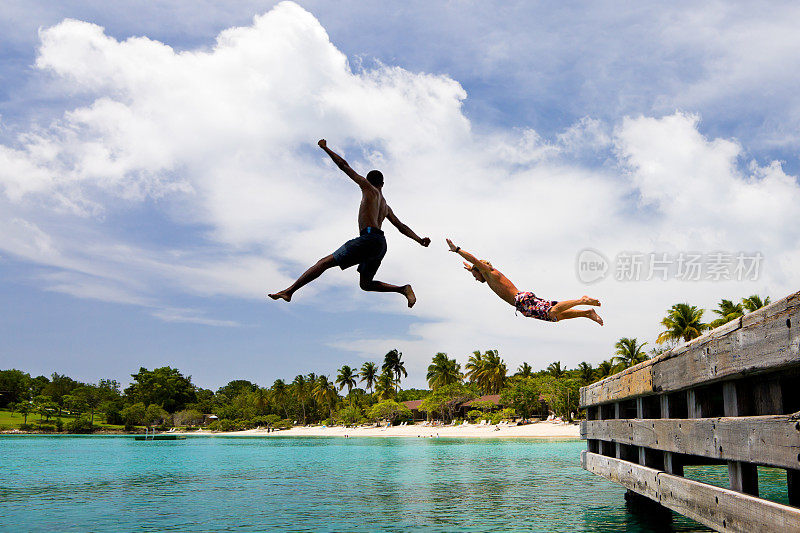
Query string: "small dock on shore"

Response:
xmin=580 ymin=290 xmax=800 ymax=532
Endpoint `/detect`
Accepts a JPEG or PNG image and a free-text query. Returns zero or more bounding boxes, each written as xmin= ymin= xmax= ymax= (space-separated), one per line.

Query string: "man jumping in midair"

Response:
xmin=269 ymin=140 xmax=430 ymax=307
xmin=445 ymin=238 xmax=603 ymax=325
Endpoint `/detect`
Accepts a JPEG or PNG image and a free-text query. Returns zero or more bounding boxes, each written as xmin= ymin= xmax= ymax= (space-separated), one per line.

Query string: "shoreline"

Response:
xmin=1 ymin=421 xmax=581 ymax=439
xmin=214 ymin=420 xmax=580 ymax=439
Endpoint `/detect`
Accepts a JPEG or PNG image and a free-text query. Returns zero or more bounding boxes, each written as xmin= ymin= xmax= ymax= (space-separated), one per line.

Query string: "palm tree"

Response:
xmin=374 ymin=370 xmax=396 ymax=401
xmin=577 ymin=362 xmax=595 ymax=384
xmin=742 ymin=294 xmax=770 ymax=313
xmin=656 ymin=303 xmax=708 ymax=344
xmin=292 ymin=375 xmax=308 ymax=423
xmin=253 ymin=387 xmax=270 ymax=416
xmin=596 ymin=360 xmax=614 ymax=379
xmin=382 ymin=349 xmax=407 ymax=392
xmin=613 ymin=337 xmax=649 ymax=369
xmin=517 ymin=362 xmax=533 ymax=378
xmin=426 ymin=353 xmax=462 ymax=390
xmin=336 ymin=365 xmax=358 ymax=395
xmin=481 ymin=350 xmax=507 ymax=394
xmin=547 ymin=361 xmax=564 ymax=379
xmin=709 ymin=299 xmax=744 ymax=328
xmin=270 ymin=379 xmax=290 ymax=419
xmin=465 ymin=351 xmax=484 ymax=385
xmin=359 ymin=362 xmax=378 ymax=394
xmin=312 ymin=376 xmax=338 ymax=419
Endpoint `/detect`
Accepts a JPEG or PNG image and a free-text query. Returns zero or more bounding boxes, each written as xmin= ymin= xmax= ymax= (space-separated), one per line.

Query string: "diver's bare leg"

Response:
xmin=552 ymin=308 xmax=603 ymax=325
xmin=269 ymin=255 xmax=337 ymax=302
xmin=549 ymin=295 xmax=600 ymax=315
xmin=359 ymin=274 xmax=416 ymax=308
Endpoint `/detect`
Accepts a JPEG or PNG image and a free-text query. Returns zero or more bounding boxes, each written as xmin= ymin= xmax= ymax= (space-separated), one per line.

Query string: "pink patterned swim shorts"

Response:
xmin=514 ymin=292 xmax=558 ymax=322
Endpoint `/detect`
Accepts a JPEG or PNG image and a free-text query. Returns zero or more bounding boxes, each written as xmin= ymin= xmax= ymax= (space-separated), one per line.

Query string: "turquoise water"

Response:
xmin=2 ymin=436 xmax=710 ymax=532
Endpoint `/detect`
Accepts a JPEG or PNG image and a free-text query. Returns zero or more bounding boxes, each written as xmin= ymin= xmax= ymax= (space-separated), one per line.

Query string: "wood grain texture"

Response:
xmin=580 ymin=290 xmax=800 ymax=407
xmin=582 ymin=451 xmax=800 ymax=533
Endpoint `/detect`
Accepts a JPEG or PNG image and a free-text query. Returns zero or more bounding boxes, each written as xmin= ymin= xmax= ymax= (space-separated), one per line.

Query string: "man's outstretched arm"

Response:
xmin=387 ymin=207 xmax=430 ymax=247
xmin=446 ymin=238 xmax=491 ymax=273
xmin=318 ymin=139 xmax=370 ymax=188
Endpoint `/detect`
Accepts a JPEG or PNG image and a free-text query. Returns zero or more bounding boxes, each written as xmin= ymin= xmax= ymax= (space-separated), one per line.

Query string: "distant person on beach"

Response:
xmin=445 ymin=238 xmax=603 ymax=325
xmin=269 ymin=139 xmax=430 ymax=307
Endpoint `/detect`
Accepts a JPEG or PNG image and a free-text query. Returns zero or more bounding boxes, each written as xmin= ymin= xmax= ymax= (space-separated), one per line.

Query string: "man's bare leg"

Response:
xmin=269 ymin=255 xmax=337 ymax=302
xmin=360 ymin=274 xmax=416 ymax=308
xmin=549 ymin=295 xmax=601 ymax=315
xmin=554 ymin=308 xmax=603 ymax=325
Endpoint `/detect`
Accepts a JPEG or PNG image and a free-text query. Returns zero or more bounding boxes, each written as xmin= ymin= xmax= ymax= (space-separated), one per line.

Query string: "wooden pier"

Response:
xmin=580 ymin=290 xmax=800 ymax=532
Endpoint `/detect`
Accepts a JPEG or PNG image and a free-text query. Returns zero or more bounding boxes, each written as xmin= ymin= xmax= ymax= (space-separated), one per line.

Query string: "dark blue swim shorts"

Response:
xmin=332 ymin=227 xmax=387 ymax=281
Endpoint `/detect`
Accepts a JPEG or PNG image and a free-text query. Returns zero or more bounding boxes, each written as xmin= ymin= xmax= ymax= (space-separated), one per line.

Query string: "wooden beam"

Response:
xmin=582 ymin=415 xmax=800 ymax=470
xmin=582 ymin=451 xmax=800 ymax=532
xmin=661 ymin=394 xmax=683 ymax=476
xmin=723 ymin=381 xmax=759 ymax=496
xmin=580 ymin=290 xmax=800 ymax=408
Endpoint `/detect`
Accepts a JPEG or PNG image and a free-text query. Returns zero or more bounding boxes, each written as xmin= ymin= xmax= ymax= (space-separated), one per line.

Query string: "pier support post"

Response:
xmin=660 ymin=395 xmax=683 ymax=476
xmin=723 ymin=382 xmax=759 ymax=496
xmin=788 ymin=470 xmax=800 ymax=507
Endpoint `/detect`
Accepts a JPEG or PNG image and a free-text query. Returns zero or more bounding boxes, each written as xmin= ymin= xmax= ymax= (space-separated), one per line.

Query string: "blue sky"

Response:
xmin=1 ymin=1 xmax=799 ymax=390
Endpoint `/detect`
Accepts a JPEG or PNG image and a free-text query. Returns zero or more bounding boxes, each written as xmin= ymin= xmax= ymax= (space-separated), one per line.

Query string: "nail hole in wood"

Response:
xmin=788 ymin=318 xmax=792 ymax=328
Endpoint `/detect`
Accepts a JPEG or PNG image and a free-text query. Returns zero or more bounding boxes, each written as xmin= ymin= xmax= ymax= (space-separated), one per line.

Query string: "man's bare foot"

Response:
xmin=403 ymin=285 xmax=416 ymax=308
xmin=268 ymin=291 xmax=291 ymax=302
xmin=582 ymin=295 xmax=601 ymax=306
xmin=588 ymin=309 xmax=603 ymax=326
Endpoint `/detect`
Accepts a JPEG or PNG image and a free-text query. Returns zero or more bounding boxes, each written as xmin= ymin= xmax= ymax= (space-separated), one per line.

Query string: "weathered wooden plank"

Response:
xmin=582 ymin=451 xmax=800 ymax=533
xmin=723 ymin=381 xmax=759 ymax=495
xmin=580 ymin=290 xmax=800 ymax=407
xmin=581 ymin=416 xmax=800 ymax=470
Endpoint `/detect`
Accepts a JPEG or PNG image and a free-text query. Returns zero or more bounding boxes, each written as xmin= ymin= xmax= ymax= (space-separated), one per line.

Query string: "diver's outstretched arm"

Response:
xmin=446 ymin=238 xmax=491 ymax=274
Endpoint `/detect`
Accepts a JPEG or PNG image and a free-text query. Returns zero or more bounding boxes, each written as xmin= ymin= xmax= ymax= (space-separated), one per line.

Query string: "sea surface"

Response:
xmin=0 ymin=435 xmax=757 ymax=532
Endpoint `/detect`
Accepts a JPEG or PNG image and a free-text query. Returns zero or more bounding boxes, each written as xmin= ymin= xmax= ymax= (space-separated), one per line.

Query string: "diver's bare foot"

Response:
xmin=268 ymin=291 xmax=291 ymax=302
xmin=403 ymin=285 xmax=416 ymax=308
xmin=582 ymin=295 xmax=601 ymax=306
xmin=588 ymin=309 xmax=603 ymax=326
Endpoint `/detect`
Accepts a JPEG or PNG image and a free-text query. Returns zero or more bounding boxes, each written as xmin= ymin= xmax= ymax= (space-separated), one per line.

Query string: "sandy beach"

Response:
xmin=213 ymin=421 xmax=580 ymax=439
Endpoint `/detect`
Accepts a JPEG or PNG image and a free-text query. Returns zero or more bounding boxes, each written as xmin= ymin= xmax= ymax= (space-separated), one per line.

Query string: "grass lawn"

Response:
xmin=0 ymin=408 xmax=125 ymax=431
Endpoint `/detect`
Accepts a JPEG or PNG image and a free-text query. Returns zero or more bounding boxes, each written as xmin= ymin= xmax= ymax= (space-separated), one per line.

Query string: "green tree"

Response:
xmin=480 ymin=350 xmax=507 ymax=394
xmin=359 ymin=362 xmax=378 ymax=394
xmin=656 ymin=303 xmax=708 ymax=344
xmin=312 ymin=376 xmax=338 ymax=419
xmin=501 ymin=377 xmax=543 ymax=420
xmin=613 ymin=338 xmax=649 ymax=369
xmin=145 ymin=404 xmax=169 ymax=426
xmin=0 ymin=369 xmax=32 ymax=407
xmin=291 ymin=375 xmax=308 ymax=424
xmin=516 ymin=362 xmax=533 ymax=378
xmin=596 ymin=360 xmax=614 ymax=379
xmin=426 ymin=353 xmax=462 ymax=390
xmin=125 ymin=367 xmax=196 ymax=412
xmin=368 ymin=400 xmax=411 ymax=424
xmin=465 ymin=351 xmax=484 ymax=387
xmin=270 ymin=379 xmax=290 ymax=419
xmin=742 ymin=294 xmax=770 ymax=313
xmin=577 ymin=362 xmax=595 ymax=384
xmin=121 ymin=402 xmax=147 ymax=429
xmin=382 ymin=349 xmax=407 ymax=392
xmin=18 ymin=402 xmax=31 ymax=424
xmin=374 ymin=371 xmax=396 ymax=401
xmin=547 ymin=361 xmax=565 ymax=378
xmin=419 ymin=382 xmax=477 ymax=422
xmin=709 ymin=299 xmax=744 ymax=328
xmin=217 ymin=380 xmax=258 ymax=400
xmin=335 ymin=365 xmax=358 ymax=396
xmin=43 ymin=373 xmax=79 ymax=415
xmin=466 ymin=350 xmax=507 ymax=394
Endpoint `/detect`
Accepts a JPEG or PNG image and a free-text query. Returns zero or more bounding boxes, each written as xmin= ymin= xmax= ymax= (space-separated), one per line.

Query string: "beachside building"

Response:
xmin=401 ymin=400 xmax=425 ymax=421
xmin=458 ymin=394 xmax=503 ymax=418
xmin=201 ymin=414 xmax=218 ymax=425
